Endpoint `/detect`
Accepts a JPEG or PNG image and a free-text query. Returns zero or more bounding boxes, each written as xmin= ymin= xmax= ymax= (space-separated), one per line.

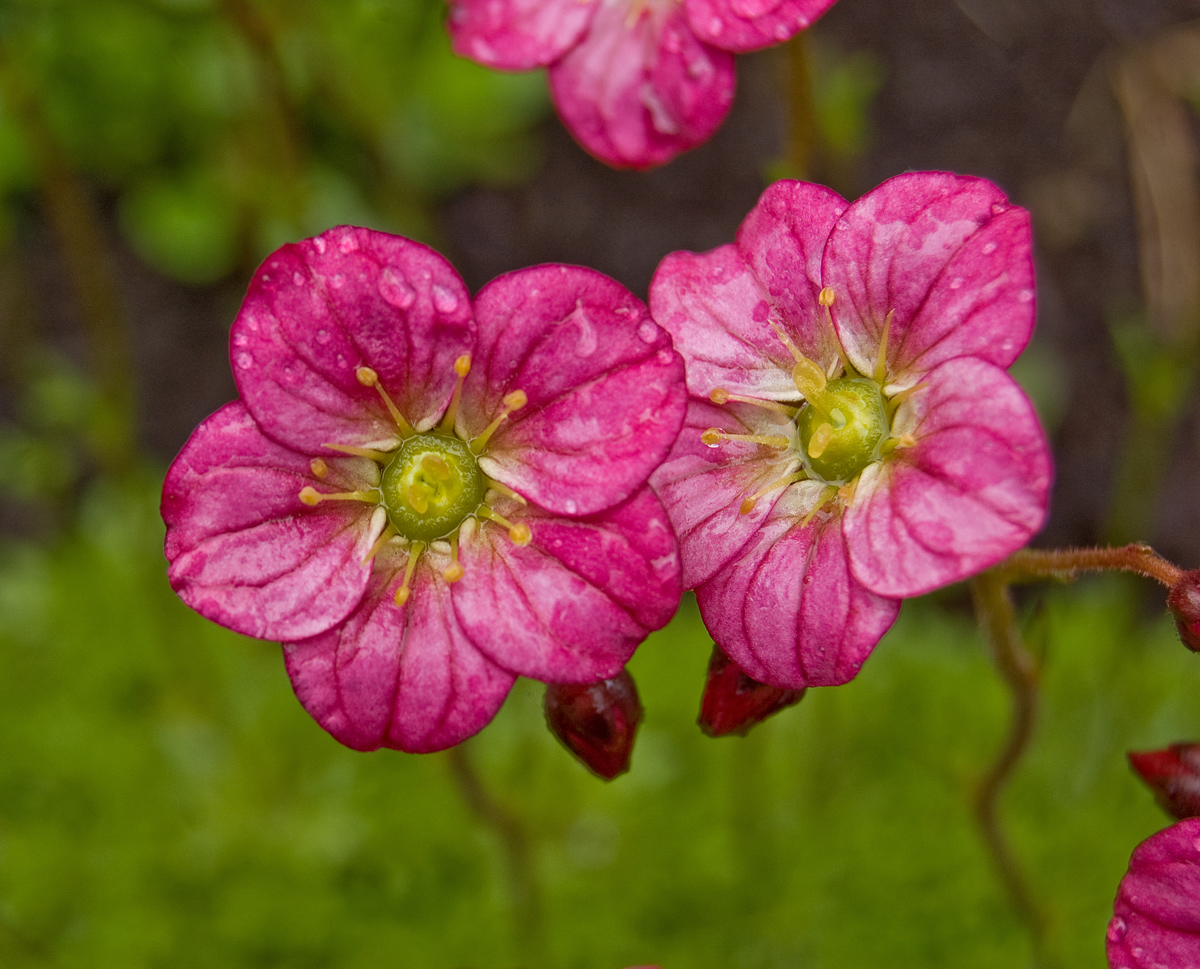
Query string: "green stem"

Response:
xmin=783 ymin=31 xmax=819 ymax=180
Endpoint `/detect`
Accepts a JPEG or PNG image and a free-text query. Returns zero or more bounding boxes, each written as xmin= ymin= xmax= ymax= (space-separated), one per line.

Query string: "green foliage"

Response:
xmin=0 ymin=478 xmax=1195 ymax=968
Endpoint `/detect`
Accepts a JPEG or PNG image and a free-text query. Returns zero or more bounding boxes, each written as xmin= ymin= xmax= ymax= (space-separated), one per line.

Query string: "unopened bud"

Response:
xmin=544 ymin=670 xmax=642 ymax=780
xmin=1128 ymin=743 xmax=1200 ymax=820
xmin=1167 ymin=570 xmax=1200 ymax=652
xmin=697 ymin=644 xmax=804 ymax=738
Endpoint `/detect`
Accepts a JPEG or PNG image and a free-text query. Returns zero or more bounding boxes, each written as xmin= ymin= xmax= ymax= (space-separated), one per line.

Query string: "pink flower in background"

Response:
xmin=162 ymin=226 xmax=685 ymax=753
xmin=1107 ymin=818 xmax=1200 ymax=968
xmin=651 ymin=173 xmax=1051 ymax=689
xmin=446 ymin=0 xmax=838 ymax=169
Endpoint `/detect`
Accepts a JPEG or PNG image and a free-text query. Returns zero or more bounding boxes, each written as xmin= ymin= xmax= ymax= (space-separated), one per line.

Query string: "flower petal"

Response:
xmin=548 ymin=1 xmax=735 ymax=169
xmin=452 ymin=488 xmax=681 ymax=683
xmin=232 ymin=226 xmax=474 ymax=454
xmin=651 ymin=398 xmax=799 ymax=589
xmin=696 ymin=492 xmax=900 ymax=689
xmin=684 ymin=0 xmax=837 ymax=54
xmin=446 ymin=0 xmax=597 ymax=69
xmin=463 ymin=264 xmax=686 ymax=516
xmin=821 ymin=173 xmax=1018 ymax=382
xmin=1108 ymin=818 xmax=1200 ymax=969
xmin=283 ymin=550 xmax=515 ymax=753
xmin=844 ymin=358 xmax=1051 ymax=598
xmin=162 ymin=402 xmax=380 ymax=641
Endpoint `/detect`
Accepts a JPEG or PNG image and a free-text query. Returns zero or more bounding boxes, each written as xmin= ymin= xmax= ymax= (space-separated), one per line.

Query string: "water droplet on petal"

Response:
xmin=564 ymin=499 xmax=578 ymax=514
xmin=293 ymin=271 xmax=306 ymax=286
xmin=665 ymin=32 xmax=681 ymax=53
xmin=948 ymin=277 xmax=963 ymax=290
xmin=708 ymin=17 xmax=722 ymax=34
xmin=379 ymin=267 xmax=416 ymax=309
xmin=569 ymin=305 xmax=597 ymax=357
xmin=432 ymin=284 xmax=460 ymax=314
xmin=316 ymin=329 xmax=331 ymax=344
xmin=992 ymin=203 xmax=1006 ymax=215
xmin=638 ymin=321 xmax=658 ymax=343
xmin=657 ymin=349 xmax=674 ymax=365
xmin=329 ymin=274 xmax=345 ymax=289
xmin=232 ymin=334 xmax=247 ymax=347
xmin=339 ymin=233 xmax=359 ymax=254
xmin=313 ymin=236 xmax=327 ymax=255
xmin=982 ymin=241 xmax=998 ymax=255
xmin=1018 ymin=289 xmax=1033 ymax=303
xmin=836 ymin=219 xmax=850 ymax=231
xmin=774 ymin=23 xmax=790 ymax=40
xmin=261 ymin=273 xmax=270 ymax=283
xmin=246 ymin=317 xmax=259 ymax=332
xmin=1107 ymin=918 xmax=1127 ymax=943
xmin=236 ymin=352 xmax=253 ymax=369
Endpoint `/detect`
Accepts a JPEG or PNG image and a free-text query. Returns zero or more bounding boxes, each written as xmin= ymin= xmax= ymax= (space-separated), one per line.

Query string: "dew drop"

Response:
xmin=992 ymin=203 xmax=1006 ymax=215
xmin=236 ymin=352 xmax=253 ymax=370
xmin=665 ymin=32 xmax=681 ymax=53
xmin=657 ymin=348 xmax=674 ymax=365
xmin=336 ymin=354 xmax=345 ymax=366
xmin=246 ymin=317 xmax=259 ymax=332
xmin=1107 ymin=918 xmax=1127 ymax=944
xmin=339 ymin=233 xmax=359 ymax=254
xmin=564 ymin=499 xmax=578 ymax=514
xmin=293 ymin=271 xmax=306 ymax=286
xmin=708 ymin=16 xmax=722 ymax=34
xmin=379 ymin=268 xmax=416 ymax=309
xmin=638 ymin=320 xmax=658 ymax=343
xmin=948 ymin=277 xmax=963 ymax=290
xmin=982 ymin=241 xmax=998 ymax=255
xmin=316 ymin=329 xmax=331 ymax=344
xmin=573 ymin=310 xmax=597 ymax=357
xmin=837 ymin=219 xmax=850 ymax=231
xmin=328 ymin=275 xmax=344 ymax=289
xmin=261 ymin=273 xmax=270 ymax=283
xmin=432 ymin=284 xmax=460 ymax=314
xmin=313 ymin=236 xmax=327 ymax=255
xmin=1018 ymin=288 xmax=1034 ymax=303
xmin=232 ymin=334 xmax=248 ymax=347
xmin=774 ymin=23 xmax=790 ymax=40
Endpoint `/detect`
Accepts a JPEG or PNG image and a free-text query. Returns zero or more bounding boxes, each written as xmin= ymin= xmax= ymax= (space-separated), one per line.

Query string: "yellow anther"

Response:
xmin=874 ymin=309 xmax=894 ymax=385
xmin=700 ymin=428 xmax=790 ymax=450
xmin=322 ymin=442 xmax=391 ymax=463
xmin=407 ymin=483 xmax=430 ymax=515
xmin=442 ymin=533 xmax=464 ymax=583
xmin=710 ymin=387 xmax=731 ymax=404
xmin=356 ymin=365 xmax=413 ymax=436
xmin=394 ymin=542 xmax=424 ymax=607
xmin=471 ymin=388 xmax=529 ymax=453
xmin=792 ymin=357 xmax=829 ymax=407
xmin=420 ymin=453 xmax=452 ymax=481
xmin=503 ymin=389 xmax=528 ymax=411
xmin=509 ymin=522 xmax=532 ymax=546
xmin=441 ymin=354 xmax=473 ymax=432
xmin=454 ymin=354 xmax=472 ymax=377
xmin=309 ymin=458 xmax=328 ymax=479
xmin=356 ymin=366 xmax=379 ymax=387
xmin=807 ymin=422 xmax=835 ymax=459
xmin=838 ymin=481 xmax=857 ymax=505
xmin=740 ymin=497 xmax=758 ymax=515
xmin=701 ymin=428 xmax=724 ymax=447
xmin=299 ymin=486 xmax=322 ymax=506
xmin=819 ymin=286 xmax=835 ymax=307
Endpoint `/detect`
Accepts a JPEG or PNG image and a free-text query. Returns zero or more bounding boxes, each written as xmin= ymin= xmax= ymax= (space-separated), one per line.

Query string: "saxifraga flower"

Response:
xmin=162 ymin=226 xmax=686 ymax=753
xmin=650 ymin=173 xmax=1052 ymax=689
xmin=445 ymin=0 xmax=838 ymax=170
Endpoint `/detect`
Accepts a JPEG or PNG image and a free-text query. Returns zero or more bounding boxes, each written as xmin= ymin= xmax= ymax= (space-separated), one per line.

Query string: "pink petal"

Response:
xmin=284 ymin=550 xmax=515 ymax=753
xmin=696 ymin=490 xmax=900 ymax=689
xmin=1107 ymin=818 xmax=1200 ymax=969
xmin=446 ymin=0 xmax=597 ymax=70
xmin=821 ymin=173 xmax=1018 ymax=383
xmin=684 ymin=0 xmax=837 ymax=54
xmin=548 ymin=1 xmax=735 ymax=169
xmin=843 ymin=358 xmax=1051 ymax=598
xmin=162 ymin=402 xmax=379 ymax=641
xmin=651 ymin=398 xmax=799 ymax=589
xmin=232 ymin=226 xmax=474 ymax=455
xmin=452 ymin=488 xmax=681 ymax=683
xmin=462 ymin=264 xmax=686 ymax=517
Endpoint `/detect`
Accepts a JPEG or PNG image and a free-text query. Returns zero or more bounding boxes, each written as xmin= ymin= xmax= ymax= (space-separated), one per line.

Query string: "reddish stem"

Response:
xmin=995 ymin=544 xmax=1183 ymax=588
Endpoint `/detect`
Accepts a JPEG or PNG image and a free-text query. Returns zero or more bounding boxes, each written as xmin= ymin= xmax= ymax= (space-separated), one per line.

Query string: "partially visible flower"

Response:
xmin=545 ymin=669 xmax=643 ymax=778
xmin=1129 ymin=744 xmax=1200 ymax=820
xmin=162 ymin=226 xmax=685 ymax=753
xmin=1107 ymin=818 xmax=1200 ymax=968
xmin=445 ymin=0 xmax=838 ymax=169
xmin=1167 ymin=570 xmax=1200 ymax=652
xmin=651 ymin=173 xmax=1051 ymax=689
xmin=698 ymin=643 xmax=803 ymax=736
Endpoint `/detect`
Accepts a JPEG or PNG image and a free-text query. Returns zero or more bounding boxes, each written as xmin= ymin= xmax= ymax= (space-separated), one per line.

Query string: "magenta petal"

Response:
xmin=463 ymin=264 xmax=686 ymax=516
xmin=821 ymin=173 xmax=1014 ymax=381
xmin=651 ymin=398 xmax=798 ymax=589
xmin=685 ymin=0 xmax=837 ymax=54
xmin=1108 ymin=818 xmax=1200 ymax=969
xmin=548 ymin=2 xmax=735 ymax=169
xmin=232 ymin=226 xmax=474 ymax=454
xmin=452 ymin=488 xmax=682 ymax=683
xmin=447 ymin=0 xmax=596 ymax=70
xmin=844 ymin=358 xmax=1051 ymax=598
xmin=162 ymin=403 xmax=378 ymax=641
xmin=283 ymin=553 xmax=515 ymax=753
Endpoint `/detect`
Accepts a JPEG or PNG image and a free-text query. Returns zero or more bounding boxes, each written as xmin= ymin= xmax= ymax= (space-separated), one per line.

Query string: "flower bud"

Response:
xmin=697 ymin=644 xmax=805 ymax=738
xmin=1166 ymin=569 xmax=1200 ymax=651
xmin=544 ymin=670 xmax=642 ymax=780
xmin=1128 ymin=743 xmax=1200 ymax=820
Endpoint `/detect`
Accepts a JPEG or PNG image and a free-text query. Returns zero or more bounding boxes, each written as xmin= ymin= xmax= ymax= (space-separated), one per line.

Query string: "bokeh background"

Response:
xmin=1 ymin=0 xmax=1200 ymax=966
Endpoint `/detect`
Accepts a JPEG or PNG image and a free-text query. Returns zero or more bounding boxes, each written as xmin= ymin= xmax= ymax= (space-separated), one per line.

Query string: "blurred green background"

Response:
xmin=2 ymin=0 xmax=1200 ymax=966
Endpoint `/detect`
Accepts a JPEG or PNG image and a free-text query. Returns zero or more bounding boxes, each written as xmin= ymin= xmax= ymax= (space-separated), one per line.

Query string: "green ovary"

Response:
xmin=797 ymin=377 xmax=889 ymax=484
xmin=379 ymin=434 xmax=485 ymax=542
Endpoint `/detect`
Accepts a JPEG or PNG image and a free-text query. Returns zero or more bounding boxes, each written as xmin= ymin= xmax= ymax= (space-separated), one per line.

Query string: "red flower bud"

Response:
xmin=1166 ymin=570 xmax=1200 ymax=652
xmin=697 ymin=644 xmax=805 ymax=738
xmin=544 ymin=670 xmax=642 ymax=780
xmin=1128 ymin=743 xmax=1200 ymax=820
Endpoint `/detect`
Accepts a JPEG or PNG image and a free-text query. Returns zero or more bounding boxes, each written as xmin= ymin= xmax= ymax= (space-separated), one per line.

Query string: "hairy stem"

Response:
xmin=969 ymin=571 xmax=1055 ymax=968
xmin=445 ymin=744 xmax=542 ymax=965
xmin=995 ymin=544 xmax=1182 ymax=588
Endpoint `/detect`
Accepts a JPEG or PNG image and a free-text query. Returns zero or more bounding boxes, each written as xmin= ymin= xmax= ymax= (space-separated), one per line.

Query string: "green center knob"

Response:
xmin=797 ymin=377 xmax=889 ymax=484
xmin=380 ymin=434 xmax=485 ymax=542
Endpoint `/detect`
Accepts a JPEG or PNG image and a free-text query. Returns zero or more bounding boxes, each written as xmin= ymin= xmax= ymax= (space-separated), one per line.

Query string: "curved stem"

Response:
xmin=969 ymin=571 xmax=1056 ymax=967
xmin=994 ymin=544 xmax=1182 ymax=588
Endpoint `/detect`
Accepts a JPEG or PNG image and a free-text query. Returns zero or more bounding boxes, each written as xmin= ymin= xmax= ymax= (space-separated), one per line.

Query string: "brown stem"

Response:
xmin=969 ymin=571 xmax=1056 ymax=967
xmin=783 ymin=31 xmax=819 ymax=179
xmin=445 ymin=744 xmax=542 ymax=965
xmin=995 ymin=544 xmax=1182 ymax=588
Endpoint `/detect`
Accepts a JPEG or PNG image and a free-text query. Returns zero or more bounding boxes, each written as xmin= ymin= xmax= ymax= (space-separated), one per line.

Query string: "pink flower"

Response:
xmin=650 ymin=173 xmax=1051 ymax=689
xmin=162 ymin=226 xmax=686 ymax=753
xmin=445 ymin=0 xmax=838 ymax=170
xmin=1107 ymin=818 xmax=1200 ymax=969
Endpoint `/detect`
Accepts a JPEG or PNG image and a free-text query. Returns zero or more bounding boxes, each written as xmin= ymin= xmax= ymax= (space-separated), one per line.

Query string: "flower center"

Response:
xmin=379 ymin=434 xmax=485 ymax=543
xmin=796 ymin=377 xmax=888 ymax=485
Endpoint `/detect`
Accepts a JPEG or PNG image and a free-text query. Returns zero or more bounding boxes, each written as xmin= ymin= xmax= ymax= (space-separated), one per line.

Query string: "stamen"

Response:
xmin=321 ymin=442 xmax=391 ymax=463
xmin=299 ymin=486 xmax=377 ymax=506
xmin=700 ymin=428 xmax=791 ymax=450
xmin=880 ymin=433 xmax=917 ymax=455
xmin=442 ymin=532 xmax=464 ymax=583
xmin=818 ymin=288 xmax=852 ymax=375
xmin=362 ymin=524 xmax=397 ymax=566
xmin=769 ymin=322 xmax=805 ymax=364
xmin=709 ymin=387 xmax=799 ymax=417
xmin=800 ymin=486 xmax=840 ymax=527
xmin=470 ymin=389 xmax=529 ymax=454
xmin=309 ymin=458 xmax=329 ymax=479
xmin=818 ymin=287 xmax=835 ymax=307
xmin=394 ymin=542 xmax=425 ymax=607
xmin=792 ymin=358 xmax=829 ymax=409
xmin=874 ymin=310 xmax=894 ymax=385
xmin=807 ymin=422 xmax=835 ymax=459
xmin=485 ymin=478 xmax=528 ymax=505
xmin=439 ymin=354 xmax=472 ymax=432
xmin=356 ymin=366 xmax=414 ymax=437
xmin=420 ymin=453 xmax=452 ymax=481
xmin=886 ymin=382 xmax=928 ymax=411
xmin=739 ymin=470 xmax=809 ymax=515
xmin=479 ymin=505 xmax=533 ymax=546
